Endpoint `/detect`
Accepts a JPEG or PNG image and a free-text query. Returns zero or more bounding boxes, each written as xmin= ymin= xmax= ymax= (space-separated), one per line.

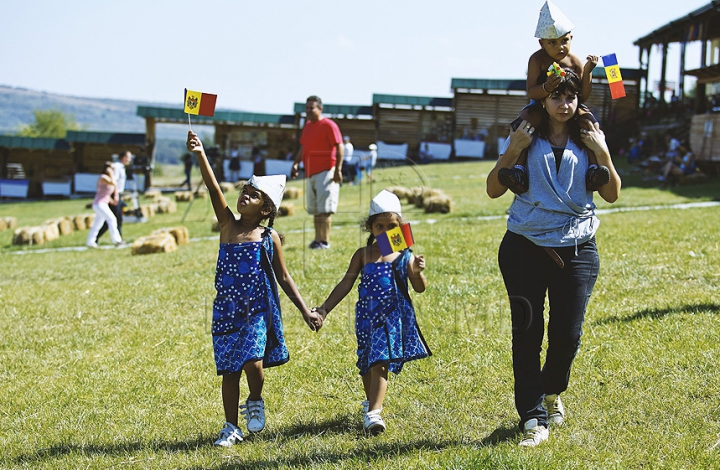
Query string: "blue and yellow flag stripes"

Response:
xmin=602 ymin=54 xmax=626 ymax=100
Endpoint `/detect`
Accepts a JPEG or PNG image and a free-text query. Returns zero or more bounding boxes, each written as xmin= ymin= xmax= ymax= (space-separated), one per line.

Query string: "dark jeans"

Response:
xmin=96 ymin=201 xmax=124 ymax=241
xmin=498 ymin=231 xmax=599 ymax=429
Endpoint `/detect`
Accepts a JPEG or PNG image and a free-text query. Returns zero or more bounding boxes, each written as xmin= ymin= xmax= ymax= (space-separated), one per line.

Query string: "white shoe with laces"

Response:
xmin=518 ymin=418 xmax=549 ymax=447
xmin=240 ymin=398 xmax=266 ymax=433
xmin=363 ymin=409 xmax=386 ymax=435
xmin=214 ymin=421 xmax=243 ymax=446
xmin=543 ymin=394 xmax=565 ymax=425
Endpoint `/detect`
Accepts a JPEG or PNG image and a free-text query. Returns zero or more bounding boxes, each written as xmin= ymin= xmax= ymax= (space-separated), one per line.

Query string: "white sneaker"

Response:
xmin=363 ymin=409 xmax=386 ymax=435
xmin=86 ymin=243 xmax=98 ymax=249
xmin=214 ymin=421 xmax=243 ymax=446
xmin=543 ymin=394 xmax=565 ymax=425
xmin=240 ymin=398 xmax=266 ymax=433
xmin=519 ymin=418 xmax=549 ymax=447
xmin=361 ymin=400 xmax=369 ymax=414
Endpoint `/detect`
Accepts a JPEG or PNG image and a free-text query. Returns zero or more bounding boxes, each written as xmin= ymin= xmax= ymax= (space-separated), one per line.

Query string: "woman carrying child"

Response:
xmin=315 ymin=190 xmax=431 ymax=435
xmin=487 ymin=69 xmax=620 ymax=447
xmin=186 ymin=131 xmax=322 ymax=447
xmin=86 ymin=162 xmax=124 ymax=248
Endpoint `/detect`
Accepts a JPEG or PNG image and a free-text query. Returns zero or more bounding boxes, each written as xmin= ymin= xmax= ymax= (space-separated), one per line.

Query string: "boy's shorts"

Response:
xmin=306 ymin=170 xmax=339 ymax=215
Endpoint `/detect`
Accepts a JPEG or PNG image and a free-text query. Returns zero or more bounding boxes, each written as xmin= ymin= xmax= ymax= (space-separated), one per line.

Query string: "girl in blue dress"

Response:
xmin=315 ymin=190 xmax=431 ymax=435
xmin=187 ymin=131 xmax=322 ymax=447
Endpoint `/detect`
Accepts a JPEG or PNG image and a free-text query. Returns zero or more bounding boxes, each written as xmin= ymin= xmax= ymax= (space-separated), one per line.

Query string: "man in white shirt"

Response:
xmin=96 ymin=151 xmax=132 ymax=242
xmin=342 ymin=135 xmax=357 ymax=184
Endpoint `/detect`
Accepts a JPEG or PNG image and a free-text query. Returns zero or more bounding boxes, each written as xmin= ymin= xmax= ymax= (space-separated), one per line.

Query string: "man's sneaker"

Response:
xmin=518 ymin=418 xmax=549 ymax=447
xmin=86 ymin=242 xmax=98 ymax=249
xmin=214 ymin=421 xmax=243 ymax=446
xmin=543 ymin=394 xmax=565 ymax=425
xmin=318 ymin=241 xmax=330 ymax=249
xmin=309 ymin=240 xmax=324 ymax=249
xmin=586 ymin=164 xmax=610 ymax=191
xmin=363 ymin=409 xmax=386 ymax=435
xmin=361 ymin=400 xmax=369 ymax=414
xmin=240 ymin=398 xmax=266 ymax=433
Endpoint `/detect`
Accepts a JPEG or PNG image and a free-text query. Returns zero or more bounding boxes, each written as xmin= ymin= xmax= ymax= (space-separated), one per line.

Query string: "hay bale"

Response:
xmin=414 ymin=188 xmax=444 ymax=208
xmin=234 ymin=180 xmax=248 ymax=190
xmin=144 ymin=189 xmax=162 ymax=200
xmin=155 ymin=197 xmax=177 ymax=214
xmin=211 ymin=217 xmax=220 ymax=232
xmin=5 ymin=217 xmax=17 ymax=230
xmin=72 ymin=215 xmax=87 ymax=231
xmin=42 ymin=223 xmax=60 ymax=242
xmin=423 ymin=193 xmax=453 ymax=214
xmin=278 ymin=202 xmax=294 ymax=217
xmin=43 ymin=218 xmax=74 ymax=236
xmin=385 ymin=186 xmax=413 ymax=201
xmin=139 ymin=204 xmax=155 ymax=219
xmin=12 ymin=226 xmax=45 ymax=246
xmin=131 ymin=232 xmax=177 ymax=255
xmin=84 ymin=213 xmax=96 ymax=228
xmin=194 ymin=188 xmax=208 ymax=198
xmin=175 ymin=191 xmax=194 ymax=202
xmin=407 ymin=186 xmax=429 ymax=205
xmin=0 ymin=218 xmax=6 ymax=231
xmin=283 ymin=187 xmax=302 ymax=200
xmin=219 ymin=182 xmax=235 ymax=193
xmin=151 ymin=226 xmax=190 ymax=245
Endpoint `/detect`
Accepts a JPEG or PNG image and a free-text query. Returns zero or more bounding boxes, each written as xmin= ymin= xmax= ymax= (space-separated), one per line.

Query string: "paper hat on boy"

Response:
xmin=535 ymin=1 xmax=574 ymax=39
xmin=248 ymin=174 xmax=286 ymax=209
xmin=369 ymin=189 xmax=402 ymax=216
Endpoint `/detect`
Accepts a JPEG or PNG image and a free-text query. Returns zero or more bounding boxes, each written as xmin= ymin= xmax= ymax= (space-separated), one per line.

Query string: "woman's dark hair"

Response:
xmin=362 ymin=212 xmax=404 ymax=246
xmin=537 ymin=68 xmax=585 ymax=148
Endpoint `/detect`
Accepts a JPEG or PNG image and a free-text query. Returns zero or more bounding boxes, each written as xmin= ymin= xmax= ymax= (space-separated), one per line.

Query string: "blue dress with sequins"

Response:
xmin=211 ymin=229 xmax=288 ymax=375
xmin=355 ymin=248 xmax=431 ymax=376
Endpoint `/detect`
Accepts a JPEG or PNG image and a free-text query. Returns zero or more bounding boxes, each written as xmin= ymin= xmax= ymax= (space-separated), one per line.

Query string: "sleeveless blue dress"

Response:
xmin=355 ymin=249 xmax=431 ymax=375
xmin=211 ymin=228 xmax=288 ymax=375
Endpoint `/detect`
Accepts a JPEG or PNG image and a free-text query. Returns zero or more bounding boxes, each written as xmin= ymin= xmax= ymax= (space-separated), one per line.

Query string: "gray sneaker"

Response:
xmin=518 ymin=418 xmax=548 ymax=447
xmin=543 ymin=394 xmax=565 ymax=425
xmin=240 ymin=398 xmax=266 ymax=433
xmin=214 ymin=421 xmax=243 ymax=446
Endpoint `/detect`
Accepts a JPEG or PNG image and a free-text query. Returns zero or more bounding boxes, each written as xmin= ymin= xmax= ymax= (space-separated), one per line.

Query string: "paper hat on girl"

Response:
xmin=369 ymin=189 xmax=402 ymax=216
xmin=535 ymin=1 xmax=574 ymax=39
xmin=247 ymin=174 xmax=286 ymax=209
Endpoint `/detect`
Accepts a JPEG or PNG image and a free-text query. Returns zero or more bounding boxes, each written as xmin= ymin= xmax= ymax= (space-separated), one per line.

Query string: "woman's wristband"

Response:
xmin=542 ymin=83 xmax=549 ymax=94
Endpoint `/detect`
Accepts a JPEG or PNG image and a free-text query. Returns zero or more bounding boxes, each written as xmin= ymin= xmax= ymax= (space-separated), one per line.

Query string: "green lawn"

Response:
xmin=1 ymin=160 xmax=719 ymax=469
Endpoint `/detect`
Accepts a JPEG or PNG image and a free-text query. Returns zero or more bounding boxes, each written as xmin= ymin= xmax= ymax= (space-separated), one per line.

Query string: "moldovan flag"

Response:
xmin=184 ymin=89 xmax=217 ymax=117
xmin=602 ymin=54 xmax=626 ymax=100
xmin=376 ymin=223 xmax=414 ymax=256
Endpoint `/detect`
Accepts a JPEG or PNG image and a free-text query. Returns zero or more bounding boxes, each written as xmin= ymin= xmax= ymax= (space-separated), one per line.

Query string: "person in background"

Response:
xmin=96 ymin=151 xmax=131 ymax=243
xmin=181 ymin=152 xmax=194 ymax=190
xmin=342 ymin=135 xmax=358 ymax=184
xmin=291 ymin=95 xmax=344 ymax=250
xmin=363 ymin=143 xmax=378 ymax=181
xmin=87 ymin=162 xmax=124 ymax=248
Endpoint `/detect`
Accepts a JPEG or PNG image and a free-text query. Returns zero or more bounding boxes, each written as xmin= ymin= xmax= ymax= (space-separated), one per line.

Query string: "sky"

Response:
xmin=2 ymin=0 xmax=712 ymax=115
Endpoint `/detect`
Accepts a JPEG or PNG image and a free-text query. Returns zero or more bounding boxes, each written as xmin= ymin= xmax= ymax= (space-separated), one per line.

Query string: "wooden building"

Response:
xmin=634 ymin=1 xmax=720 ymax=173
xmin=292 ymin=102 xmax=375 ymax=150
xmin=0 ymin=136 xmax=72 ymax=198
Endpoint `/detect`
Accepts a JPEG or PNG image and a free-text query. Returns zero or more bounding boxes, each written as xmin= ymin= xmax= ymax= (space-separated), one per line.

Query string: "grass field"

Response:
xmin=1 ymin=160 xmax=719 ymax=469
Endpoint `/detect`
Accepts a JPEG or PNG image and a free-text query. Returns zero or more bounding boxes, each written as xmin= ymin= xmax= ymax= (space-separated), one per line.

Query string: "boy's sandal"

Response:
xmin=498 ymin=167 xmax=528 ymax=194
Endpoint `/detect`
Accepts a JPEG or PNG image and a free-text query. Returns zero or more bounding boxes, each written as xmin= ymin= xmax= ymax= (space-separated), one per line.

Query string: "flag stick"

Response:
xmin=188 ymin=113 xmax=192 ymax=131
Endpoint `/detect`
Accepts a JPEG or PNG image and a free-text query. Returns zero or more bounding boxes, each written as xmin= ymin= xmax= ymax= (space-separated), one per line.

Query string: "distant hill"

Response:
xmin=0 ymin=85 xmax=220 ymax=163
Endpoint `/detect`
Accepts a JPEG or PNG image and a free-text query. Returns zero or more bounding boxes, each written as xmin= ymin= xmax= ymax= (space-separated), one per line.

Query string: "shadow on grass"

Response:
xmin=6 ymin=414 xmax=515 ymax=467
xmin=594 ymin=302 xmax=720 ymax=326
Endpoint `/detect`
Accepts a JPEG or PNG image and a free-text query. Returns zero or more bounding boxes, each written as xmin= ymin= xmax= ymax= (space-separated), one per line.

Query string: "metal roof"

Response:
xmin=65 ymin=131 xmax=146 ymax=145
xmin=634 ymin=1 xmax=720 ymax=47
xmin=293 ymin=103 xmax=373 ymax=116
xmin=0 ymin=135 xmax=71 ymax=150
xmin=137 ymin=106 xmax=295 ymax=125
xmin=451 ymin=78 xmax=526 ymax=91
xmin=372 ymin=94 xmax=453 ymax=108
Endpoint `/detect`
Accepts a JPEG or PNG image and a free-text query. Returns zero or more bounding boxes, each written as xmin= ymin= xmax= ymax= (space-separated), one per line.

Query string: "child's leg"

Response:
xmin=243 ymin=359 xmax=264 ymax=401
xmin=221 ymin=371 xmax=242 ymax=425
xmin=362 ymin=363 xmax=389 ymax=411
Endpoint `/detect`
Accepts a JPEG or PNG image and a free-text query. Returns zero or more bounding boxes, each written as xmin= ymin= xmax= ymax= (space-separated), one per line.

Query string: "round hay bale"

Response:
xmin=283 ymin=187 xmax=302 ymax=200
xmin=423 ymin=194 xmax=453 ymax=214
xmin=12 ymin=227 xmax=45 ymax=246
xmin=56 ymin=218 xmax=74 ymax=235
xmin=278 ymin=202 xmax=295 ymax=217
xmin=42 ymin=223 xmax=60 ymax=242
xmin=156 ymin=198 xmax=177 ymax=214
xmin=72 ymin=215 xmax=87 ymax=231
xmin=144 ymin=189 xmax=162 ymax=200
xmin=174 ymin=191 xmax=194 ymax=202
xmin=219 ymin=182 xmax=235 ymax=193
xmin=0 ymin=218 xmax=6 ymax=231
xmin=151 ymin=226 xmax=190 ymax=245
xmin=385 ymin=186 xmax=412 ymax=200
xmin=140 ymin=204 xmax=155 ymax=219
xmin=5 ymin=217 xmax=17 ymax=230
xmin=131 ymin=233 xmax=177 ymax=255
xmin=414 ymin=188 xmax=444 ymax=208
xmin=194 ymin=188 xmax=208 ymax=198
xmin=83 ymin=213 xmax=96 ymax=229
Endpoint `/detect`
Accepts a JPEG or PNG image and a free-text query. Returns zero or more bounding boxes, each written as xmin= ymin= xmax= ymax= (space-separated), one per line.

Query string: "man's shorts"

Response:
xmin=306 ymin=170 xmax=339 ymax=215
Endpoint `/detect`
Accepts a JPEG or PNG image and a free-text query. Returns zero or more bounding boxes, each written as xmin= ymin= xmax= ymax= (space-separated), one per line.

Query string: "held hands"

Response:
xmin=303 ymin=309 xmax=323 ymax=332
xmin=187 ymin=131 xmax=204 ymax=154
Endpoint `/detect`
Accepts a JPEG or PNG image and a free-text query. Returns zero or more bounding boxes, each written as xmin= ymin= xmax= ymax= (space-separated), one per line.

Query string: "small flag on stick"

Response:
xmin=184 ymin=89 xmax=217 ymax=117
xmin=376 ymin=223 xmax=414 ymax=256
xmin=601 ymin=54 xmax=626 ymax=100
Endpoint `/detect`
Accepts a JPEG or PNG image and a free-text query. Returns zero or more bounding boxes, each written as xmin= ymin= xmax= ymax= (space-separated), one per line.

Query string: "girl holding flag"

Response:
xmin=314 ymin=190 xmax=431 ymax=435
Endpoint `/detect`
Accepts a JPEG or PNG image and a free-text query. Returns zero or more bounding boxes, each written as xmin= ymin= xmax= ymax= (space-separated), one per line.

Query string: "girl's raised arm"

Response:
xmin=186 ymin=131 xmax=232 ymax=225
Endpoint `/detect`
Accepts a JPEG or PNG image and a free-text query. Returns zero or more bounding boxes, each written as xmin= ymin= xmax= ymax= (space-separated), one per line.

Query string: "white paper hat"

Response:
xmin=248 ymin=174 xmax=286 ymax=210
xmin=535 ymin=1 xmax=574 ymax=39
xmin=369 ymin=189 xmax=402 ymax=216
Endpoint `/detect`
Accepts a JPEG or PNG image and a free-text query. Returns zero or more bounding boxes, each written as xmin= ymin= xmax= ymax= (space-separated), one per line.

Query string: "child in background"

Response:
xmin=314 ymin=190 xmax=431 ymax=435
xmin=186 ymin=131 xmax=322 ymax=447
xmin=86 ymin=162 xmax=123 ymax=248
xmin=499 ymin=0 xmax=609 ymax=194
